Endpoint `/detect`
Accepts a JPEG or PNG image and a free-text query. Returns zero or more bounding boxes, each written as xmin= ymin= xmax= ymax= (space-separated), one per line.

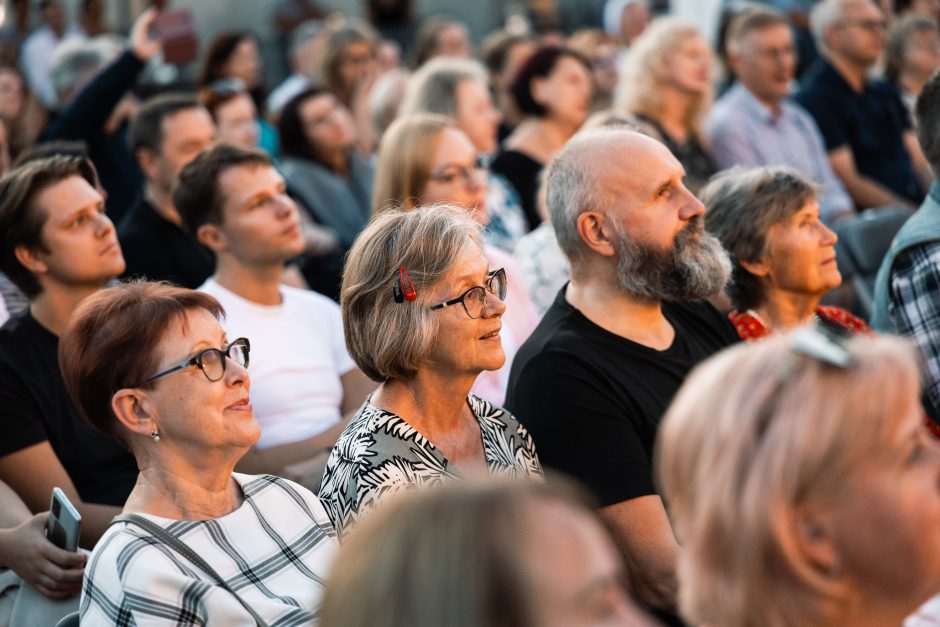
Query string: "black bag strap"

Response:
xmin=109 ymin=513 xmax=270 ymax=627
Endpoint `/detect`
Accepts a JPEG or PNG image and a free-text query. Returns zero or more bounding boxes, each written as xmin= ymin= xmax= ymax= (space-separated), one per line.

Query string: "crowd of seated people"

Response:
xmin=4 ymin=0 xmax=940 ymax=625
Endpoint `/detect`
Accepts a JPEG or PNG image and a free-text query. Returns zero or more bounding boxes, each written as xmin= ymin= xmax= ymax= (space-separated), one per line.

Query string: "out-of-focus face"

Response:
xmin=211 ymin=163 xmax=305 ymax=266
xmin=664 ymin=33 xmax=713 ymax=96
xmin=534 ymin=55 xmax=592 ymax=128
xmin=149 ymin=107 xmax=216 ymax=194
xmin=621 ymin=2 xmax=651 ymax=45
xmin=223 ymin=38 xmax=263 ymax=90
xmin=910 ymin=0 xmax=940 ymax=20
xmin=419 ymin=127 xmax=487 ymax=225
xmin=425 ymin=244 xmax=506 ymax=376
xmin=42 ymin=1 xmax=65 ymax=33
xmin=523 ymin=499 xmax=653 ymax=627
xmin=829 ymin=0 xmax=887 ymax=67
xmin=29 ymin=175 xmax=125 ymax=289
xmin=0 ymin=68 xmax=24 ymax=119
xmin=497 ymin=40 xmax=537 ymax=92
xmin=822 ymin=392 xmax=940 ymax=610
xmin=434 ymin=24 xmax=472 ymax=59
xmin=215 ymin=93 xmax=259 ymax=149
xmin=759 ymin=199 xmax=841 ymax=299
xmin=455 ymin=79 xmax=501 ymax=155
xmin=732 ymin=23 xmax=796 ymax=106
xmin=299 ymin=93 xmax=357 ymax=156
xmin=143 ymin=308 xmax=260 ymax=453
xmin=336 ymin=40 xmax=376 ymax=96
xmin=590 ymin=42 xmax=620 ymax=101
xmin=903 ymin=27 xmax=940 ymax=81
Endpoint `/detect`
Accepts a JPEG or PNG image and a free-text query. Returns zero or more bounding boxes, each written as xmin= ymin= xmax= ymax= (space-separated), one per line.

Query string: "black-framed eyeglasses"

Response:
xmin=140 ymin=337 xmax=251 ymax=386
xmin=429 ymin=268 xmax=506 ymax=319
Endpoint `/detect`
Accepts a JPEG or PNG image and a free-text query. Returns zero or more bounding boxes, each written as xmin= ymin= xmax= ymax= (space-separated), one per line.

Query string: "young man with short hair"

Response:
xmin=175 ymin=144 xmax=375 ymax=487
xmin=0 ymin=155 xmax=135 ymax=545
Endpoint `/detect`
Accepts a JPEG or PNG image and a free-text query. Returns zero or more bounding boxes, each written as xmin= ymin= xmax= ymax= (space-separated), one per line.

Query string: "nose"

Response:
xmin=276 ymin=194 xmax=296 ymax=218
xmin=483 ymin=291 xmax=507 ymax=317
xmin=821 ymin=222 xmax=838 ymax=245
xmin=678 ymin=187 xmax=705 ymax=221
xmin=225 ymin=355 xmax=250 ymax=391
xmin=95 ymin=211 xmax=116 ymax=237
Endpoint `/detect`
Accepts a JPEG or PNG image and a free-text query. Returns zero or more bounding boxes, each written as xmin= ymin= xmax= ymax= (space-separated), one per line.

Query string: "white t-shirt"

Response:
xmin=199 ymin=279 xmax=356 ymax=449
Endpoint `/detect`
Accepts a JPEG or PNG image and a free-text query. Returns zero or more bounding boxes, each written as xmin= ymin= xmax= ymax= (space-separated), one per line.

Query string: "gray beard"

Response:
xmin=611 ymin=217 xmax=732 ymax=302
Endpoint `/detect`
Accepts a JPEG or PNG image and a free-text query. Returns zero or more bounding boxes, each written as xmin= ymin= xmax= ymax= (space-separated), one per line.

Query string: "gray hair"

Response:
xmin=289 ymin=19 xmax=324 ymax=58
xmin=399 ymin=57 xmax=488 ymax=119
xmin=341 ymin=204 xmax=483 ymax=381
xmin=701 ymin=166 xmax=819 ymax=311
xmin=50 ymin=35 xmax=123 ymax=107
xmin=810 ymin=0 xmax=854 ymax=49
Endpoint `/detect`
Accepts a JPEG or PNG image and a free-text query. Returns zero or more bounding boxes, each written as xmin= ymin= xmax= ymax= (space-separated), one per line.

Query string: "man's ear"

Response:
xmin=197 ymin=222 xmax=227 ymax=253
xmin=112 ymin=388 xmax=159 ymax=441
xmin=576 ymin=211 xmax=617 ymax=258
xmin=136 ymin=147 xmax=159 ymax=180
xmin=14 ymin=243 xmax=47 ymax=275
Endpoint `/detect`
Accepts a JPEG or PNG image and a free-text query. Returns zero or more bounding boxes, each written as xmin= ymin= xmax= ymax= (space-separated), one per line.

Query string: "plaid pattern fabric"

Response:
xmin=79 ymin=474 xmax=337 ymax=626
xmin=889 ymin=244 xmax=940 ymax=414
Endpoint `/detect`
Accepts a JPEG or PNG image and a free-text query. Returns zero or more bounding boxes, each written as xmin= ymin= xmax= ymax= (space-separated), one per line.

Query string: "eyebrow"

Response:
xmin=62 ymin=197 xmax=105 ymax=223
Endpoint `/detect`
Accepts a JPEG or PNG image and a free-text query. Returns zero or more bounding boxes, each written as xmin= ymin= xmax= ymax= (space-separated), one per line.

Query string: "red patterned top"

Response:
xmin=729 ymin=306 xmax=869 ymax=341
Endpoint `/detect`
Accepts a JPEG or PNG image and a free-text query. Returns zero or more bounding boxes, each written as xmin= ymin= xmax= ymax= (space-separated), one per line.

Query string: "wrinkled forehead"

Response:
xmin=596 ymin=134 xmax=683 ymax=199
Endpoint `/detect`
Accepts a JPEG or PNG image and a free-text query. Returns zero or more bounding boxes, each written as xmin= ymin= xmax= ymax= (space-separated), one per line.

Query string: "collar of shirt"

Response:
xmin=730 ymin=82 xmax=796 ymax=127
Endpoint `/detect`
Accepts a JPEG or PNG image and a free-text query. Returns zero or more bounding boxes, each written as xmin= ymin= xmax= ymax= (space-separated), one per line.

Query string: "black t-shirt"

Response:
xmin=505 ymin=289 xmax=739 ymax=507
xmin=794 ymin=58 xmax=923 ymax=204
xmin=118 ymin=196 xmax=215 ymax=289
xmin=0 ymin=312 xmax=137 ymax=505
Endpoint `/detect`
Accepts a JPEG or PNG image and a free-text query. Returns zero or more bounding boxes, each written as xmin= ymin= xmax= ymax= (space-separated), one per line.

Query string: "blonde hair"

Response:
xmin=614 ymin=17 xmax=714 ymax=138
xmin=341 ymin=204 xmax=482 ymax=381
xmin=371 ymin=113 xmax=454 ymax=215
xmin=656 ymin=332 xmax=921 ymax=627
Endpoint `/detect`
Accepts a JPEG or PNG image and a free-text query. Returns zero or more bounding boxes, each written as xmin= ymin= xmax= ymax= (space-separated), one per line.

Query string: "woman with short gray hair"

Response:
xmin=318 ymin=205 xmax=543 ymax=535
xmin=702 ymin=166 xmax=867 ymax=340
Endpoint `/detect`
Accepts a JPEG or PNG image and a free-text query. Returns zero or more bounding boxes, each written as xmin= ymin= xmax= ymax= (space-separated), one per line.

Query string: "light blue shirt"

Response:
xmin=706 ymin=82 xmax=854 ymax=222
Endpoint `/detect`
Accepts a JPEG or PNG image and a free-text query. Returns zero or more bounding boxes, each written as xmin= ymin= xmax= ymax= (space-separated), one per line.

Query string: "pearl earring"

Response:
xmin=150 ymin=430 xmax=160 ymax=442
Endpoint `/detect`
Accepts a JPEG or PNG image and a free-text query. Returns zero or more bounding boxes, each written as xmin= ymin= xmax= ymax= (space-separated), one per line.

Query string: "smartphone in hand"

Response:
xmin=47 ymin=487 xmax=82 ymax=552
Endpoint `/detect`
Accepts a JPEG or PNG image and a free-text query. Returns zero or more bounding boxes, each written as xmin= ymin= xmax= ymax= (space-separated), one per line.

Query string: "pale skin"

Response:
xmin=195 ymin=163 xmax=375 ymax=481
xmin=0 ymin=176 xmax=126 ymax=546
xmin=563 ymin=132 xmax=711 ymax=612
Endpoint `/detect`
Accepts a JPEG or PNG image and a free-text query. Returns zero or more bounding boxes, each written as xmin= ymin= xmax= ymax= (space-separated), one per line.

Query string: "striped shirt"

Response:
xmin=80 ymin=474 xmax=337 ymax=626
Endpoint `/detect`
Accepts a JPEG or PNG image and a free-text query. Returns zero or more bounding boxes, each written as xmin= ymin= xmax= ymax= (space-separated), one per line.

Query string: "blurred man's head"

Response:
xmin=727 ymin=7 xmax=796 ymax=107
xmin=812 ymin=0 xmax=887 ymax=69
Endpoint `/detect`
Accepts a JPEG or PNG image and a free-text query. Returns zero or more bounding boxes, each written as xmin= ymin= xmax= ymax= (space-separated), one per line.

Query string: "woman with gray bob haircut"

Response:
xmin=318 ymin=205 xmax=543 ymax=535
xmin=702 ymin=166 xmax=867 ymax=340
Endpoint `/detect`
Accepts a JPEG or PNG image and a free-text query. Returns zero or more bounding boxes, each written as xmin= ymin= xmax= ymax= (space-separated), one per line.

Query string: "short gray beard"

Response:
xmin=611 ymin=217 xmax=732 ymax=302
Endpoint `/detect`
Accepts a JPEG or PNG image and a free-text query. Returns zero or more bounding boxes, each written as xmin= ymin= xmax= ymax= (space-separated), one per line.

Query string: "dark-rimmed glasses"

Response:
xmin=140 ymin=337 xmax=251 ymax=385
xmin=429 ymin=268 xmax=506 ymax=319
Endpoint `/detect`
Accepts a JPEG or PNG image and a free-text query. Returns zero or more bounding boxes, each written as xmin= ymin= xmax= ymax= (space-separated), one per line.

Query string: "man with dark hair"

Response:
xmin=175 ymin=144 xmax=373 ymax=488
xmin=0 ymin=155 xmax=136 ymax=546
xmin=118 ymin=92 xmax=216 ymax=288
xmin=873 ymin=70 xmax=940 ymax=425
xmin=506 ymin=130 xmax=738 ymax=624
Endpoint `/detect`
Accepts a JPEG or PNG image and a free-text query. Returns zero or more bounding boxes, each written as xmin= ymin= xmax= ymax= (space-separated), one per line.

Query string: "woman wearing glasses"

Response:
xmin=372 ymin=113 xmax=538 ymax=406
xmin=318 ymin=206 xmax=543 ymax=536
xmin=656 ymin=329 xmax=940 ymax=627
xmin=57 ymin=282 xmax=337 ymax=625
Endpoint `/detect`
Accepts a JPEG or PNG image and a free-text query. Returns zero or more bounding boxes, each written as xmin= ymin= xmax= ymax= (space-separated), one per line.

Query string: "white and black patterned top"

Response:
xmin=318 ymin=394 xmax=543 ymax=536
xmin=80 ymin=474 xmax=338 ymax=626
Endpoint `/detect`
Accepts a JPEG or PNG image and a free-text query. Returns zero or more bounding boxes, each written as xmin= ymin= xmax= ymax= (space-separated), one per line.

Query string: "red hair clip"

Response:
xmin=392 ymin=264 xmax=417 ymax=303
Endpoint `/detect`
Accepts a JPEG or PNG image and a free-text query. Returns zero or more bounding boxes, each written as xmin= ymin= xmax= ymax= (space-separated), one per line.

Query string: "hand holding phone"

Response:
xmin=47 ymin=487 xmax=82 ymax=552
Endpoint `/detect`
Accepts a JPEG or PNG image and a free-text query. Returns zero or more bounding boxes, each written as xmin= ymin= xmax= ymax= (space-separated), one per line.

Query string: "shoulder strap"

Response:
xmin=109 ymin=513 xmax=271 ymax=627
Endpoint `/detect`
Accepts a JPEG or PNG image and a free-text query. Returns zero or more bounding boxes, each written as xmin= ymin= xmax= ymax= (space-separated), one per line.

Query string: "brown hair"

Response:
xmin=0 ymin=154 xmax=99 ymax=297
xmin=58 ymin=281 xmax=224 ymax=444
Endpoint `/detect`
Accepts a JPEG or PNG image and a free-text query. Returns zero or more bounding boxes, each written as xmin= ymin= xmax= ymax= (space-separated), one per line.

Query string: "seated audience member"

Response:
xmin=410 ymin=17 xmax=472 ymax=69
xmin=40 ymin=8 xmax=162 ymax=224
xmin=278 ymin=87 xmax=374 ymax=255
xmin=197 ymin=32 xmax=277 ymax=154
xmin=604 ymin=0 xmax=652 ymax=51
xmin=200 ymin=78 xmax=259 ymax=150
xmin=366 ymin=66 xmax=409 ymax=140
xmin=480 ymin=31 xmax=536 ymax=139
xmin=895 ymin=0 xmax=940 ymax=21
xmin=615 ymin=18 xmax=717 ymax=195
xmin=318 ymin=206 xmax=543 ymax=536
xmin=706 ymin=6 xmax=854 ymax=222
xmin=0 ymin=156 xmax=135 ymax=545
xmin=321 ymin=479 xmax=653 ymax=627
xmin=321 ymin=19 xmax=379 ymax=110
xmin=0 ymin=478 xmax=85 ymax=623
xmin=795 ymin=0 xmax=930 ymax=209
xmin=174 ymin=144 xmax=374 ymax=487
xmin=873 ymin=71 xmax=940 ymax=421
xmin=491 ymin=46 xmax=592 ymax=230
xmin=119 ymin=94 xmax=216 ymax=288
xmin=514 ymin=171 xmax=569 ymax=317
xmin=399 ymin=57 xmax=528 ymax=251
xmin=59 ymin=281 xmax=337 ymax=625
xmin=505 ymin=130 xmax=738 ymax=622
xmin=20 ymin=0 xmax=82 ymax=111
xmin=372 ymin=114 xmax=538 ymax=406
xmin=268 ymin=20 xmax=326 ymax=118
xmin=884 ymin=14 xmax=940 ymax=112
xmin=658 ymin=330 xmax=940 ymax=627
xmin=567 ymin=29 xmax=621 ymax=112
xmin=702 ymin=166 xmax=867 ymax=339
